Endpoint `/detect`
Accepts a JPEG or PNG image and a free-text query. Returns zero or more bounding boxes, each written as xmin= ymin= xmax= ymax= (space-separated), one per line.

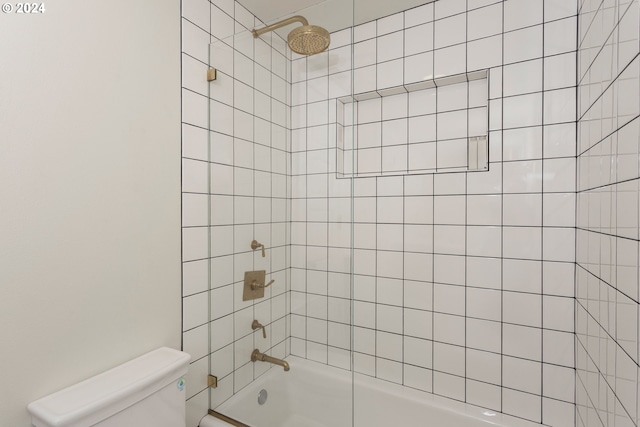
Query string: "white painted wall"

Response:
xmin=0 ymin=1 xmax=181 ymax=426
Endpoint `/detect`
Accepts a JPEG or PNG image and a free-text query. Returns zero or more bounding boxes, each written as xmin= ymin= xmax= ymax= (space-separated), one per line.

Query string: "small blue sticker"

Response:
xmin=177 ymin=378 xmax=185 ymax=391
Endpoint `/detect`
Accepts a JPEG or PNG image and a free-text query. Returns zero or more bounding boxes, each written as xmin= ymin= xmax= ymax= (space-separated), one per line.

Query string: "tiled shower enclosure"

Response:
xmin=180 ymin=0 xmax=640 ymax=426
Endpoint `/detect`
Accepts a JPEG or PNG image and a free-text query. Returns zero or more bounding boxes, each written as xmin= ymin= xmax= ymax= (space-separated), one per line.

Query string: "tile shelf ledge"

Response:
xmin=338 ymin=69 xmax=489 ymax=104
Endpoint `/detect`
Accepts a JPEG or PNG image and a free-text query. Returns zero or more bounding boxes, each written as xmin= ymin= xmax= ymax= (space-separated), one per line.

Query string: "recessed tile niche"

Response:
xmin=336 ymin=70 xmax=489 ymax=178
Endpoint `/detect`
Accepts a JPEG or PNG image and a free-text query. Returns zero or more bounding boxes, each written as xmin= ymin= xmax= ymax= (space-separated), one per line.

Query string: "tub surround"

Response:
xmin=179 ymin=0 xmax=639 ymax=426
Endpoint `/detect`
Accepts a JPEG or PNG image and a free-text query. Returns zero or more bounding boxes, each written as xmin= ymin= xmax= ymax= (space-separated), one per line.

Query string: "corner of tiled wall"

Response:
xmin=576 ymin=0 xmax=640 ymax=426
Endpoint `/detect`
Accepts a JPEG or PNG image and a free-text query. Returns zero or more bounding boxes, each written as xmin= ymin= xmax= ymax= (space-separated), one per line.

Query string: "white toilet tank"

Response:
xmin=27 ymin=347 xmax=191 ymax=427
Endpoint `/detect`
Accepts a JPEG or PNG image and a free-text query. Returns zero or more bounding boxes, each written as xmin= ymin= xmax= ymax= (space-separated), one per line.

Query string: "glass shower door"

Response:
xmin=204 ymin=1 xmax=355 ymax=425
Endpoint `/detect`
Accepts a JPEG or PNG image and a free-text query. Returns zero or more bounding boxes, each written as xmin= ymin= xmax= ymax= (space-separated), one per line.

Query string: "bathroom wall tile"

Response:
xmin=182 ymin=123 xmax=208 ymax=161
xmin=377 ymin=330 xmax=403 ymax=361
xmin=405 ymin=3 xmax=434 ymax=28
xmin=504 ymin=0 xmax=543 ymax=31
xmin=377 ymin=59 xmax=404 ymax=90
xmin=467 ymin=0 xmax=498 ymax=9
xmin=504 ymin=227 xmax=542 ymax=260
xmin=467 ymin=318 xmax=501 ymax=353
xmin=467 ymin=348 xmax=501 ymax=385
xmin=504 ymin=26 xmax=543 ymax=64
xmin=354 ymin=65 xmax=377 ymax=94
xmin=467 ymin=380 xmax=502 ymax=412
xmin=467 ymin=195 xmax=501 ymax=225
xmin=404 ymin=52 xmax=435 ymax=84
xmin=542 ymin=194 xmax=574 ymax=228
xmin=434 ymin=283 xmax=465 ymax=315
xmin=503 ymin=324 xmax=542 ymax=361
xmin=434 ymin=44 xmax=467 ymax=78
xmin=503 ymin=59 xmax=543 ymax=97
xmin=467 ymin=4 xmax=502 ymax=41
xmin=405 ymin=23 xmax=434 ymax=56
xmin=377 ymin=358 xmax=403 ymax=384
xmin=182 ymin=227 xmax=209 ymax=262
xmin=544 ymin=123 xmax=576 ymax=158
xmin=377 ymin=31 xmax=404 ymax=62
xmin=502 ymin=160 xmax=543 ymax=193
xmin=433 ymin=371 xmax=465 ymax=401
xmin=503 ymin=194 xmax=542 ymax=226
xmin=182 ymin=53 xmax=209 ymax=97
xmin=467 ymin=257 xmax=501 ymax=290
xmin=378 ymin=12 xmax=404 ymax=36
xmin=503 ymin=93 xmax=543 ymax=129
xmin=544 ymin=17 xmax=578 ymax=56
xmin=467 ymin=227 xmax=501 ymax=256
xmin=354 ymin=21 xmax=376 ymax=43
xmin=504 ymin=259 xmax=542 ymax=293
xmin=183 ymin=89 xmax=209 ymax=129
xmin=492 ymin=127 xmax=516 ymax=158
xmin=544 ymin=0 xmax=576 ymax=21
xmin=434 ymin=14 xmax=467 ymax=49
xmin=543 ymin=330 xmax=574 ymax=367
xmin=543 ymin=227 xmax=575 ymax=262
xmin=183 ymin=260 xmax=209 ymax=298
xmin=354 ymin=39 xmax=377 ymax=68
xmin=183 ymin=193 xmax=209 ymax=227
xmin=543 ymin=398 xmax=575 ymax=426
xmin=183 ymin=292 xmax=209 ymax=331
xmin=435 ymin=0 xmax=467 ymax=20
xmin=182 ymin=19 xmax=211 ymax=63
xmin=434 ymin=313 xmax=466 ymax=346
xmin=544 ymin=88 xmax=576 ymax=124
xmin=233 ymin=2 xmax=254 ymax=30
xmin=467 ymin=287 xmax=501 ymax=321
xmin=434 ymin=342 xmax=466 ymax=375
xmin=544 ymin=52 xmax=577 ymax=90
xmin=404 ymin=365 xmax=433 ymax=392
xmin=437 ymin=82 xmax=468 ymax=112
xmin=503 ymin=356 xmax=541 ymax=394
xmin=503 ymin=389 xmax=542 ymax=423
xmin=467 ymin=35 xmax=503 ymax=71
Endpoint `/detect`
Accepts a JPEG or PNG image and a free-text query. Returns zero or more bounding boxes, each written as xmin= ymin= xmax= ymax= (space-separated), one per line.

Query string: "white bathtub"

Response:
xmin=200 ymin=356 xmax=540 ymax=427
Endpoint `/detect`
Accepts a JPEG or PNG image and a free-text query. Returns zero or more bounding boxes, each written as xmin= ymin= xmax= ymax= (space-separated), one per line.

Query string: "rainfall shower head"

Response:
xmin=252 ymin=15 xmax=330 ymax=56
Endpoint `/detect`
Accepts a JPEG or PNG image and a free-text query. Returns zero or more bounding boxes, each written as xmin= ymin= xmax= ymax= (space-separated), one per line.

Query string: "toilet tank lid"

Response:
xmin=27 ymin=347 xmax=191 ymax=427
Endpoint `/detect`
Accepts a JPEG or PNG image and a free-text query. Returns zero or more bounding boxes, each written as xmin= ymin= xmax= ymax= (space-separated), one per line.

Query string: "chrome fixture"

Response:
xmin=251 ymin=349 xmax=290 ymax=371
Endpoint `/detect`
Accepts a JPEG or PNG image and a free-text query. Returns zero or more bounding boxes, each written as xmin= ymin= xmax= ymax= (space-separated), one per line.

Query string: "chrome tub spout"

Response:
xmin=251 ymin=349 xmax=290 ymax=371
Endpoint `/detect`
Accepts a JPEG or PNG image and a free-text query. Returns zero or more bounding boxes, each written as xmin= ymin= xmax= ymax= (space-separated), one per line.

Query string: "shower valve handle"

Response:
xmin=251 ymin=279 xmax=275 ymax=290
xmin=251 ymin=239 xmax=265 ymax=257
xmin=252 ymin=320 xmax=267 ymax=339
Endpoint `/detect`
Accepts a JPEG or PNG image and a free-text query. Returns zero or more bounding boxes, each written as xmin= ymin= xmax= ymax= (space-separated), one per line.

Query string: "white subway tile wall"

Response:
xmin=181 ymin=1 xmax=291 ymax=425
xmin=291 ymin=0 xmax=577 ymax=425
xmin=576 ymin=0 xmax=640 ymax=426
